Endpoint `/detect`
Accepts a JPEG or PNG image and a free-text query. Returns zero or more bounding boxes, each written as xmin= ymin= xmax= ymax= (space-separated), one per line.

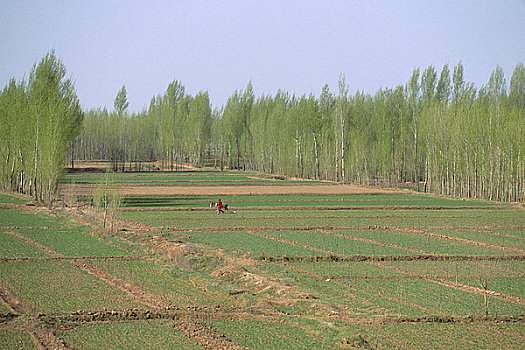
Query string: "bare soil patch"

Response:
xmin=60 ymin=183 xmax=402 ymax=197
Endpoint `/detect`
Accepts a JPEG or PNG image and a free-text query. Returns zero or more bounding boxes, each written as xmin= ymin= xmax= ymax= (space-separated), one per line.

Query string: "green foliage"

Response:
xmin=0 ymin=51 xmax=83 ymax=206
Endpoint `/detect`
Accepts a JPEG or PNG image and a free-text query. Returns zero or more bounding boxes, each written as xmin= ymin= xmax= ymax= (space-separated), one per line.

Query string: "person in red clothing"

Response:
xmin=217 ymin=199 xmax=223 ymax=213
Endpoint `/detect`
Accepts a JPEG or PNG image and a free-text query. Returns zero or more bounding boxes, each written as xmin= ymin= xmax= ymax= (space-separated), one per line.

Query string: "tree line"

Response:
xmin=2 ymin=53 xmax=523 ymax=203
xmin=73 ymin=61 xmax=524 ymax=202
xmin=0 ymin=51 xmax=83 ymax=207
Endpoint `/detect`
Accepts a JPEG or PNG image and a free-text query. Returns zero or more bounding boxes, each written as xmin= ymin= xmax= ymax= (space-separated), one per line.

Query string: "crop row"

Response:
xmin=120 ymin=208 xmax=525 ymax=230
xmin=0 ymin=261 xmax=142 ymax=313
xmin=178 ymin=227 xmax=516 ymax=258
xmin=58 ymin=321 xmax=200 ymax=350
xmin=206 ymin=319 xmax=333 ymax=349
xmin=0 ymin=325 xmax=36 ymax=350
xmin=246 ymin=260 xmax=525 ymax=315
xmin=0 ymin=209 xmax=68 ymax=228
xmin=118 ymin=193 xmax=499 ymax=209
xmin=0 ymin=230 xmax=51 ymax=259
xmin=343 ymin=322 xmax=525 ymax=349
xmin=91 ymin=260 xmax=231 ymax=308
xmin=0 ymin=192 xmax=30 ymax=205
xmin=12 ymin=227 xmax=130 ymax=258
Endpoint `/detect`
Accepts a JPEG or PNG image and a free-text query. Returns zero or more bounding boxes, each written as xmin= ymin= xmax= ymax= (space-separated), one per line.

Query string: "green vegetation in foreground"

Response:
xmin=59 ymin=321 xmax=200 ymax=350
xmin=334 ymin=229 xmax=510 ymax=256
xmin=0 ymin=209 xmax=68 ymax=227
xmin=341 ymin=277 xmax=525 ymax=316
xmin=207 ymin=320 xmax=334 ymax=350
xmin=343 ymin=322 xmax=525 ymax=350
xmin=118 ymin=208 xmax=525 ymax=229
xmin=14 ymin=227 xmax=130 ymax=257
xmin=92 ymin=260 xmax=229 ymax=307
xmin=0 ymin=230 xmax=51 ymax=259
xmin=0 ymin=324 xmax=37 ymax=350
xmin=0 ymin=261 xmax=142 ymax=313
xmin=181 ymin=231 xmax=323 ymax=258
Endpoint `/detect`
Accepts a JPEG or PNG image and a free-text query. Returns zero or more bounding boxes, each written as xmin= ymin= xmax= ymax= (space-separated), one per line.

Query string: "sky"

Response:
xmin=1 ymin=1 xmax=524 ymax=113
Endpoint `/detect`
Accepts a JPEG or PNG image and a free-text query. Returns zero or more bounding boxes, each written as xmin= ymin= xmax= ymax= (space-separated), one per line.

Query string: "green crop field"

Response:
xmin=58 ymin=321 xmax=201 ymax=350
xmin=13 ymin=227 xmax=130 ymax=257
xmin=0 ymin=325 xmax=37 ymax=350
xmin=2 ymin=171 xmax=524 ymax=349
xmin=0 ymin=230 xmax=51 ymax=259
xmin=0 ymin=261 xmax=142 ymax=313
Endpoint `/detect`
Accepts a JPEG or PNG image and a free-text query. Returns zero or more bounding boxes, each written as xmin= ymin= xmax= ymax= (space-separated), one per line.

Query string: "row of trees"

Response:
xmin=8 ymin=57 xmax=520 ymax=203
xmin=0 ymin=52 xmax=84 ymax=207
xmin=74 ymin=82 xmax=213 ymax=171
xmin=80 ymin=62 xmax=523 ymax=202
xmin=219 ymin=63 xmax=524 ymax=201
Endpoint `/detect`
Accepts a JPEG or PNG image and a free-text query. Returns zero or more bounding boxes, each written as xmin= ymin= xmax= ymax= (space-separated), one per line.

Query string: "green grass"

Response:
xmin=452 ymin=277 xmax=525 ymax=299
xmin=0 ymin=209 xmax=68 ymax=227
xmin=182 ymin=231 xmax=324 ymax=258
xmin=119 ymin=208 xmax=525 ymax=230
xmin=207 ymin=320 xmax=333 ymax=349
xmin=59 ymin=321 xmax=200 ymax=350
xmin=343 ymin=322 xmax=525 ymax=350
xmin=0 ymin=230 xmax=51 ymax=258
xmin=342 ymin=276 xmax=525 ymax=316
xmin=0 ymin=324 xmax=37 ymax=350
xmin=382 ymin=260 xmax=519 ymax=278
xmin=14 ymin=227 xmax=130 ymax=257
xmin=92 ymin=260 xmax=228 ymax=307
xmin=262 ymin=230 xmax=416 ymax=256
xmin=486 ymin=228 xmax=525 ymax=239
xmin=334 ymin=229 xmax=509 ymax=256
xmin=429 ymin=228 xmax=525 ymax=251
xmin=0 ymin=261 xmax=142 ymax=313
xmin=0 ymin=193 xmax=31 ymax=204
xmin=280 ymin=261 xmax=404 ymax=278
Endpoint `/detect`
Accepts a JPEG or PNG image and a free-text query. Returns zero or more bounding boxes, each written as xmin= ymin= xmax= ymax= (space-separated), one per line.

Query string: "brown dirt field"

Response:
xmin=60 ymin=183 xmax=403 ymax=197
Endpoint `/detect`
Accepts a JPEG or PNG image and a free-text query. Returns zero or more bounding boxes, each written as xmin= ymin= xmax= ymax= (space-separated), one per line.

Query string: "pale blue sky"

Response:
xmin=1 ymin=1 xmax=524 ymax=113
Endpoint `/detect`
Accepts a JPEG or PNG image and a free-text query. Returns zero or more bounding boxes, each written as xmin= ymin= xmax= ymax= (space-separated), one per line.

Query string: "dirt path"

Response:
xmin=173 ymin=321 xmax=250 ymax=350
xmin=0 ymin=285 xmax=31 ymax=314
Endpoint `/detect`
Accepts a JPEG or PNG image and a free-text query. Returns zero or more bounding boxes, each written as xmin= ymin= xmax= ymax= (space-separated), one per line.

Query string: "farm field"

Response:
xmin=1 ymin=168 xmax=524 ymax=349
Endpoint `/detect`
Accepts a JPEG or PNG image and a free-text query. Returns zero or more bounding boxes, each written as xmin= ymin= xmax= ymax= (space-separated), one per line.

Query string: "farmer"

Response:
xmin=217 ymin=199 xmax=223 ymax=213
